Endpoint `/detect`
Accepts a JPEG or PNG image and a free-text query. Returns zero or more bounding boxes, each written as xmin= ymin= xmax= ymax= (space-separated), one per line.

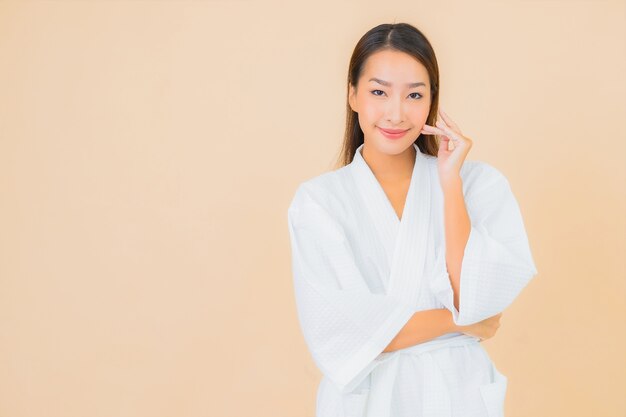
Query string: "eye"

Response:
xmin=370 ymin=90 xmax=423 ymax=100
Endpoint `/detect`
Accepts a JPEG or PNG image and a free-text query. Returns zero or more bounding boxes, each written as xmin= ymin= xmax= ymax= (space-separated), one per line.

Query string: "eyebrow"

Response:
xmin=368 ymin=77 xmax=426 ymax=88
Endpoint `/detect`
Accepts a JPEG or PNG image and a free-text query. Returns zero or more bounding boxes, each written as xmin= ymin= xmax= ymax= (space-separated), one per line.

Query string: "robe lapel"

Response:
xmin=349 ymin=143 xmax=432 ymax=304
xmin=349 ymin=144 xmax=400 ymax=271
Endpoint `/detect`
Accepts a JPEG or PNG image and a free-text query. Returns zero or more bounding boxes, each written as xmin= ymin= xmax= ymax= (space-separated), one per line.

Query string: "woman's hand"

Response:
xmin=420 ymin=107 xmax=473 ymax=185
xmin=456 ymin=313 xmax=503 ymax=342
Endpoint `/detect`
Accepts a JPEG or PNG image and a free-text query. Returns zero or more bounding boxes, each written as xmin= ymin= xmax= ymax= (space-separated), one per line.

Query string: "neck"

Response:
xmin=361 ymin=143 xmax=416 ymax=183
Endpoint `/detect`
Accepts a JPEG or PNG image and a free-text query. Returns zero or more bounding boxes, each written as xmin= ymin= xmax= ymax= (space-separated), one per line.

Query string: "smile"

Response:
xmin=378 ymin=127 xmax=409 ymax=139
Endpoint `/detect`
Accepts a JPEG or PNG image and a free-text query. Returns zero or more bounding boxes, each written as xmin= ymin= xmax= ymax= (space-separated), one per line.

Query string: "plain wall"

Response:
xmin=0 ymin=1 xmax=624 ymax=416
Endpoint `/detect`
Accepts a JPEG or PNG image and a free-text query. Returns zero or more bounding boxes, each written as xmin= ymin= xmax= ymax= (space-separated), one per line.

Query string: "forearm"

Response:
xmin=442 ymin=176 xmax=471 ymax=312
xmin=383 ymin=308 xmax=459 ymax=352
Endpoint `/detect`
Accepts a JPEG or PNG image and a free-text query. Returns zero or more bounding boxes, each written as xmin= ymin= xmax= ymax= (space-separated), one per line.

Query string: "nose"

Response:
xmin=385 ymin=95 xmax=404 ymax=124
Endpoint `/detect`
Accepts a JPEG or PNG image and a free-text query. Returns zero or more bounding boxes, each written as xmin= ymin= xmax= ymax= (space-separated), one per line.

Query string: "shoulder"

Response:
xmin=287 ymin=166 xmax=351 ymax=224
xmin=460 ymin=159 xmax=510 ymax=196
xmin=457 ymin=160 xmax=519 ymax=215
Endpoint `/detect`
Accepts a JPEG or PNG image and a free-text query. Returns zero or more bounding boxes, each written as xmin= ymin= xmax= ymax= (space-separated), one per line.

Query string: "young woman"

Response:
xmin=287 ymin=22 xmax=538 ymax=417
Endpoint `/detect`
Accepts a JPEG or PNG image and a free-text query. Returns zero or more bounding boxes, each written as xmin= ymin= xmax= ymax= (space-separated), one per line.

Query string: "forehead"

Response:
xmin=361 ymin=49 xmax=429 ymax=84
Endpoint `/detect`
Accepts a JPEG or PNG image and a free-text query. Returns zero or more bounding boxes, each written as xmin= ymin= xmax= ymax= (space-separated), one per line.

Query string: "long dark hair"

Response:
xmin=336 ymin=23 xmax=441 ymax=168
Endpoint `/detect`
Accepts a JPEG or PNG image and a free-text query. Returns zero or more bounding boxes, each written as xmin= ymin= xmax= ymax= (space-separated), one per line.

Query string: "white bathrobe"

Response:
xmin=287 ymin=143 xmax=538 ymax=417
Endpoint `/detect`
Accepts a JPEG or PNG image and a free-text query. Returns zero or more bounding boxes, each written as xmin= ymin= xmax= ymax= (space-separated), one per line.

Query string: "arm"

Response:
xmin=383 ymin=308 xmax=458 ymax=352
xmin=442 ymin=177 xmax=471 ymax=312
xmin=430 ymin=163 xmax=538 ymax=326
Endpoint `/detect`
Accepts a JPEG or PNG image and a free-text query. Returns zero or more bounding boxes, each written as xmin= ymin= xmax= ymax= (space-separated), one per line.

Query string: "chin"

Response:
xmin=369 ymin=138 xmax=412 ymax=156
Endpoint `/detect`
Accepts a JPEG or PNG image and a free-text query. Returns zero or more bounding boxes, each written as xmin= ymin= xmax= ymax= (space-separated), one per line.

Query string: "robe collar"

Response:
xmin=348 ymin=142 xmax=432 ymax=301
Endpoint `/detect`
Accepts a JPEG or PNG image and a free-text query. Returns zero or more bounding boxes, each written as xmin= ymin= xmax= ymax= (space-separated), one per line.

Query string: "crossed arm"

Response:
xmin=383 ymin=308 xmax=458 ymax=352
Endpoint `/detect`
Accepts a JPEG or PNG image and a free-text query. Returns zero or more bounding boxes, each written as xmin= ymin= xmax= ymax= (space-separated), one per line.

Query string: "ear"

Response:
xmin=348 ymin=84 xmax=357 ymax=113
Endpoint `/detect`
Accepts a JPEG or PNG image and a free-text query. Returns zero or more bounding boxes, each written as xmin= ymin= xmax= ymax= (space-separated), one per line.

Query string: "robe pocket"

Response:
xmin=478 ymin=366 xmax=508 ymax=417
xmin=342 ymin=389 xmax=370 ymax=417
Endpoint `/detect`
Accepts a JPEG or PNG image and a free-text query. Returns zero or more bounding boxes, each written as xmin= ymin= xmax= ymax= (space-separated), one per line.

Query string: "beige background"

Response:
xmin=1 ymin=1 xmax=624 ymax=416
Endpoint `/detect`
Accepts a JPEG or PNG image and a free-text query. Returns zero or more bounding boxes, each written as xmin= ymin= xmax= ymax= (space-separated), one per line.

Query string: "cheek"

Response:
xmin=360 ymin=98 xmax=384 ymax=123
xmin=418 ymin=109 xmax=431 ymax=123
xmin=414 ymin=103 xmax=431 ymax=123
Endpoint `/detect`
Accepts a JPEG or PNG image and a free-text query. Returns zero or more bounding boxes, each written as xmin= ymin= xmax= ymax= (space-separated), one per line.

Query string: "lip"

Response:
xmin=378 ymin=126 xmax=409 ymax=139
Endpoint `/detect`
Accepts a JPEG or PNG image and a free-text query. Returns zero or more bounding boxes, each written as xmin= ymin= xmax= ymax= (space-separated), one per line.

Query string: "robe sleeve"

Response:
xmin=287 ymin=185 xmax=415 ymax=395
xmin=429 ymin=163 xmax=539 ymax=326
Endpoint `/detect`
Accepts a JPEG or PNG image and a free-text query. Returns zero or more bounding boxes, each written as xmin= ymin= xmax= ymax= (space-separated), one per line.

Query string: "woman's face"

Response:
xmin=349 ymin=49 xmax=432 ymax=156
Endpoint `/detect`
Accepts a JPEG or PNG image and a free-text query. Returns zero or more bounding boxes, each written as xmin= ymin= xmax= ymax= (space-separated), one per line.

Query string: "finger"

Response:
xmin=438 ymin=107 xmax=461 ymax=133
xmin=423 ymin=124 xmax=446 ymax=135
xmin=435 ymin=120 xmax=463 ymax=142
xmin=434 ymin=117 xmax=450 ymax=132
xmin=439 ymin=124 xmax=466 ymax=144
xmin=421 ymin=129 xmax=444 ymax=136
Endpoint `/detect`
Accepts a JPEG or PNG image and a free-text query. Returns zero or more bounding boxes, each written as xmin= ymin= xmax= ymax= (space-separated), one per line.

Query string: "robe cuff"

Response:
xmin=429 ymin=225 xmax=488 ymax=326
xmin=429 ymin=268 xmax=461 ymax=325
xmin=429 ymin=224 xmax=537 ymax=327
